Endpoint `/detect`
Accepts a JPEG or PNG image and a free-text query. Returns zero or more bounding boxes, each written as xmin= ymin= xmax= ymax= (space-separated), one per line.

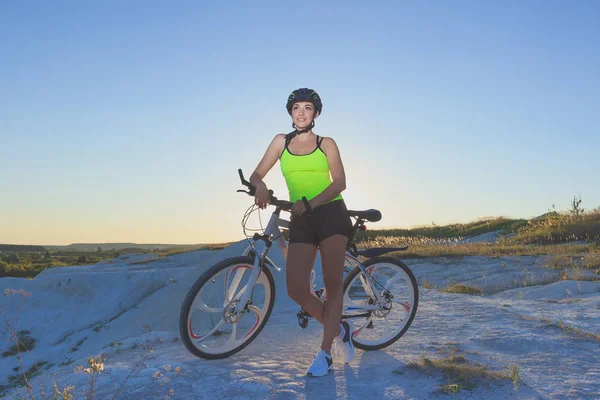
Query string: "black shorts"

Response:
xmin=288 ymin=199 xmax=353 ymax=246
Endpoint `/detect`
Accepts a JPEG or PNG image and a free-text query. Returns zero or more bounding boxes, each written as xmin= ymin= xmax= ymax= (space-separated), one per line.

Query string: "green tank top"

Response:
xmin=280 ymin=135 xmax=343 ymax=203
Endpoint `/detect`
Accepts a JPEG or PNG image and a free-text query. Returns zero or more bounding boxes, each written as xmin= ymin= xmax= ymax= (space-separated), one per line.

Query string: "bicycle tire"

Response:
xmin=179 ymin=256 xmax=276 ymax=359
xmin=343 ymin=256 xmax=418 ymax=351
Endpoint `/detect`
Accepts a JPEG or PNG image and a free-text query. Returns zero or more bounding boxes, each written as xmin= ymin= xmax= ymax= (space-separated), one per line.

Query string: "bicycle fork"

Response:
xmin=228 ymin=252 xmax=265 ymax=320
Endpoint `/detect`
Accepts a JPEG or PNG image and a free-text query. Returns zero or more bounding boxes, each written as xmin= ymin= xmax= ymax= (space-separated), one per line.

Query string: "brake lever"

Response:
xmin=238 ymin=168 xmax=257 ymax=195
xmin=238 ymin=168 xmax=252 ymax=187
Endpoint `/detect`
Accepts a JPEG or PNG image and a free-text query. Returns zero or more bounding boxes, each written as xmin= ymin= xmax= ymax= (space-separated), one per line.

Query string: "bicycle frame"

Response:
xmin=233 ymin=206 xmax=383 ymax=316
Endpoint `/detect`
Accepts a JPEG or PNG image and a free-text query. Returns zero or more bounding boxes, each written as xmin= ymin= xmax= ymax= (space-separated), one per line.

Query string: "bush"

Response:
xmin=4 ymin=253 xmax=20 ymax=264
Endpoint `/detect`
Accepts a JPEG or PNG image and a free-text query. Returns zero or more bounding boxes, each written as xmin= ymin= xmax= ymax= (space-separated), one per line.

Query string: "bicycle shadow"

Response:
xmin=343 ymin=347 xmax=544 ymax=400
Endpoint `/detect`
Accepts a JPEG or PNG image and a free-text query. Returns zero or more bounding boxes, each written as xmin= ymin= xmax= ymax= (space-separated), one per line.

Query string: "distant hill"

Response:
xmin=43 ymin=243 xmax=198 ymax=252
xmin=0 ymin=242 xmax=220 ymax=253
xmin=0 ymin=244 xmax=47 ymax=252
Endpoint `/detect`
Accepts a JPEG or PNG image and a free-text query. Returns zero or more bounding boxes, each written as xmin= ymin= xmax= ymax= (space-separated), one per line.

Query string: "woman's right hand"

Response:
xmin=254 ymin=182 xmax=270 ymax=209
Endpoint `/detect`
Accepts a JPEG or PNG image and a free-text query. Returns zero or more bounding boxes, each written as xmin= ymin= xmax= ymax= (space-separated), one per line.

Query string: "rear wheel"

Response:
xmin=342 ymin=257 xmax=418 ymax=350
xmin=179 ymin=256 xmax=276 ymax=359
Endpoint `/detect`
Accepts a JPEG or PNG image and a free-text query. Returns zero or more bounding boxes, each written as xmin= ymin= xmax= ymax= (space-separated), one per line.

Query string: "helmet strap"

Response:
xmin=291 ymin=120 xmax=315 ymax=135
xmin=286 ymin=121 xmax=315 ymax=142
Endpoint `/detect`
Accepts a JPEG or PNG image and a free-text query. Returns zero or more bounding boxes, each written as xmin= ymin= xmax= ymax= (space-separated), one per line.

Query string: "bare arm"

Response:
xmin=250 ymin=134 xmax=285 ymax=186
xmin=250 ymin=134 xmax=286 ymax=207
xmin=309 ymin=137 xmax=347 ymax=208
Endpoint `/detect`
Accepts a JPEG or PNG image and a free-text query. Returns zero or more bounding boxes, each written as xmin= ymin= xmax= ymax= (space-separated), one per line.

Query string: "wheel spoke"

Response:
xmin=353 ymin=316 xmax=372 ymax=337
xmin=226 ymin=322 xmax=237 ymax=346
xmin=244 ymin=306 xmax=262 ymax=339
xmin=195 ymin=301 xmax=224 ymax=313
xmin=344 ymin=293 xmax=364 ymax=307
xmin=385 ymin=271 xmax=403 ymax=290
xmin=247 ymin=304 xmax=261 ymax=313
xmin=226 ymin=268 xmax=245 ymax=303
xmin=224 ymin=283 xmax=250 ymax=307
xmin=359 ymin=274 xmax=377 ymax=299
xmin=393 ymin=300 xmax=412 ymax=313
xmin=193 ymin=319 xmax=226 ymax=342
xmin=344 ymin=293 xmax=371 ymax=313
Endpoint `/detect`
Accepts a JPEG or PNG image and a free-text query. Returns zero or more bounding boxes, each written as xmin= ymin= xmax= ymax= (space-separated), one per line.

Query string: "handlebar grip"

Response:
xmin=302 ymin=196 xmax=313 ymax=216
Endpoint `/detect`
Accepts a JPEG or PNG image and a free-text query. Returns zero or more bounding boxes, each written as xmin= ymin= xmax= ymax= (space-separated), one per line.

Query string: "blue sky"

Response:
xmin=2 ymin=1 xmax=599 ymax=245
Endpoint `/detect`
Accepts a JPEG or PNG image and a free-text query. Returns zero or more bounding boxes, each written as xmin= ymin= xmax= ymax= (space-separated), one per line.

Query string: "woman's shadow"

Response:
xmin=301 ymin=348 xmax=408 ymax=400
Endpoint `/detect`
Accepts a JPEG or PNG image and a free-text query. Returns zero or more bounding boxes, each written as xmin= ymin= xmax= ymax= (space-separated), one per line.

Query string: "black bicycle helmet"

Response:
xmin=286 ymin=88 xmax=323 ymax=115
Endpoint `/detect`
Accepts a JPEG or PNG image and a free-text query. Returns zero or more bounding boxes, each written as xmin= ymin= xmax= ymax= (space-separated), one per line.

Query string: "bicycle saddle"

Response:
xmin=347 ymin=209 xmax=382 ymax=222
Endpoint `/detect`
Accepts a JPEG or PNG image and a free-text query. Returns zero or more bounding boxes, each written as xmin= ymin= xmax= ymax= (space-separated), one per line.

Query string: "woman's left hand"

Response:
xmin=291 ymin=200 xmax=308 ymax=215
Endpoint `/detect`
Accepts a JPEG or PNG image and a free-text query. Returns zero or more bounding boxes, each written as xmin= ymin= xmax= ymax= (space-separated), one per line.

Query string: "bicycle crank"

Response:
xmin=373 ymin=298 xmax=393 ymax=318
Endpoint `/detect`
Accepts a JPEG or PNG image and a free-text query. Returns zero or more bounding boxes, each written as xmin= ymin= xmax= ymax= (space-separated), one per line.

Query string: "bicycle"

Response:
xmin=179 ymin=169 xmax=419 ymax=359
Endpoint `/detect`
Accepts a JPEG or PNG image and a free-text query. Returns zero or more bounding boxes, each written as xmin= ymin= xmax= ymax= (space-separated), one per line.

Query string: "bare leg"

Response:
xmin=285 ymin=243 xmax=326 ymax=324
xmin=275 ymin=235 xmax=288 ymax=261
xmin=318 ymin=234 xmax=347 ymax=354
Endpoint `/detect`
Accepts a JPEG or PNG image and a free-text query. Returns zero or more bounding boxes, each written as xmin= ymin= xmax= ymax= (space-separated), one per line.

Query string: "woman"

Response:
xmin=249 ymin=88 xmax=355 ymax=377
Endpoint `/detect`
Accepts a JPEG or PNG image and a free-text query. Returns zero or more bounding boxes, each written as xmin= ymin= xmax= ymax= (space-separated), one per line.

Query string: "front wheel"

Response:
xmin=342 ymin=256 xmax=418 ymax=351
xmin=179 ymin=256 xmax=276 ymax=359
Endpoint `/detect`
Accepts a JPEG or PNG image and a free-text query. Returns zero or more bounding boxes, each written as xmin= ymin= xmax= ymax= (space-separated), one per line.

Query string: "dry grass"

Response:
xmin=5 ymin=361 xmax=50 ymax=392
xmin=538 ymin=317 xmax=600 ymax=342
xmin=511 ymin=210 xmax=600 ymax=245
xmin=354 ymin=207 xmax=600 ymax=258
xmin=548 ymin=254 xmax=600 ymax=274
xmin=2 ymin=330 xmax=36 ymax=357
xmin=405 ymin=343 xmax=519 ymax=393
xmin=130 ymin=257 xmax=162 ymax=265
xmin=507 ymin=363 xmax=522 ymax=391
xmin=131 ymin=245 xmax=223 ymax=265
xmin=199 ymin=242 xmax=236 ymax=251
xmin=127 ymin=243 xmax=232 ymax=266
xmin=357 ymin=217 xmax=526 ymax=241
xmin=441 ymin=284 xmax=484 ymax=295
xmin=358 ymin=235 xmax=598 ymax=258
xmin=421 ymin=279 xmax=437 ymax=289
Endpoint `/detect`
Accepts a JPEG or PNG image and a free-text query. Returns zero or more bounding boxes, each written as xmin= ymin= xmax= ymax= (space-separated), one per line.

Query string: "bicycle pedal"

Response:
xmin=367 ymin=321 xmax=374 ymax=329
xmin=297 ymin=309 xmax=309 ymax=329
xmin=315 ymin=288 xmax=324 ymax=299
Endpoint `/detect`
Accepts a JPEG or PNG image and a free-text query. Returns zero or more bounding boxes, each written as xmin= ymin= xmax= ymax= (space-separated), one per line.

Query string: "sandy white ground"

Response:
xmin=1 ymin=241 xmax=599 ymax=399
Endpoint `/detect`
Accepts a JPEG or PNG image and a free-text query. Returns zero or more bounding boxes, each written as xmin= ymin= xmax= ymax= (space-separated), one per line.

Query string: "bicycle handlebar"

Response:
xmin=238 ymin=169 xmax=294 ymax=211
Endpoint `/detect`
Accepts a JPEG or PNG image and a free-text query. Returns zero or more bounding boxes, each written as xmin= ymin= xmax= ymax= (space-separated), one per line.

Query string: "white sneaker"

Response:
xmin=306 ymin=349 xmax=333 ymax=377
xmin=334 ymin=320 xmax=355 ymax=364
